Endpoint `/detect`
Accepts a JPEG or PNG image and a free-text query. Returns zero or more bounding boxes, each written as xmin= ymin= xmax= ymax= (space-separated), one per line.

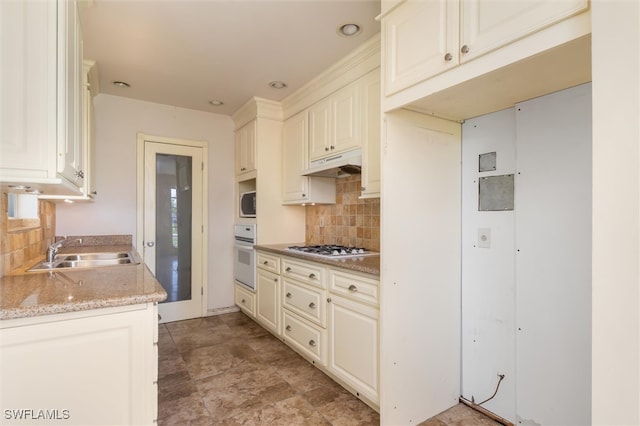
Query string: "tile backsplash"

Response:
xmin=305 ymin=175 xmax=380 ymax=251
xmin=0 ymin=193 xmax=56 ymax=277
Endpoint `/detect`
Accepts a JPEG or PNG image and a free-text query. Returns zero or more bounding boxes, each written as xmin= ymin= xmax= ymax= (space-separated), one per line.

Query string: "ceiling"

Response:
xmin=79 ymin=0 xmax=381 ymax=116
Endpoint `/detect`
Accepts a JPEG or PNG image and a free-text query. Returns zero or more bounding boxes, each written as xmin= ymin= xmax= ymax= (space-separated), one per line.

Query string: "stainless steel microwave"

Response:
xmin=239 ymin=191 xmax=256 ymax=217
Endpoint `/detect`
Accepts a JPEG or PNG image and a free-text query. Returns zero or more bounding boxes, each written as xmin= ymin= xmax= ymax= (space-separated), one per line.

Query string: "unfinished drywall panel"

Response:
xmin=514 ymin=83 xmax=592 ymax=425
xmin=461 ymin=108 xmax=516 ymax=422
xmin=380 ymin=109 xmax=461 ymax=425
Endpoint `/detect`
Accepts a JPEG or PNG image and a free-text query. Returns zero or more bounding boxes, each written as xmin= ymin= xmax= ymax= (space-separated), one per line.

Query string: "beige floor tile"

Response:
xmin=157 ymin=311 xmax=501 ymax=426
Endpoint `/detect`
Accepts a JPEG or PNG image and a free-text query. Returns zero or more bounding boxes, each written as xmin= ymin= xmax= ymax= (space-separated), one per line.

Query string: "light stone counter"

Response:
xmin=0 ymin=243 xmax=167 ymax=320
xmin=255 ymin=243 xmax=380 ymax=276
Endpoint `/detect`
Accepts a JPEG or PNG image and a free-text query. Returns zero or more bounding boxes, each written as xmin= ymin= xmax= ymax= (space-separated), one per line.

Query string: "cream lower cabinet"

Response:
xmin=327 ymin=269 xmax=380 ymax=408
xmin=235 ymin=283 xmax=256 ymax=317
xmin=253 ymin=250 xmax=380 ymax=409
xmin=256 ymin=269 xmax=280 ymax=334
xmin=0 ymin=304 xmax=159 ymax=426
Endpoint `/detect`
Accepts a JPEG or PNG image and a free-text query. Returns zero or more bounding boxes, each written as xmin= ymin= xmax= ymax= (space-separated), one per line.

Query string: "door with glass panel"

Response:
xmin=139 ymin=136 xmax=206 ymax=323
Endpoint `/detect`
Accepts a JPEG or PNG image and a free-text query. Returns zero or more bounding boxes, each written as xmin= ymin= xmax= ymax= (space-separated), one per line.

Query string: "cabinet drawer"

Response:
xmin=330 ymin=269 xmax=379 ymax=307
xmin=282 ymin=310 xmax=326 ymax=365
xmin=282 ymin=257 xmax=326 ymax=289
xmin=283 ymin=278 xmax=326 ymax=327
xmin=235 ymin=284 xmax=255 ymax=317
xmin=257 ymin=251 xmax=280 ymax=274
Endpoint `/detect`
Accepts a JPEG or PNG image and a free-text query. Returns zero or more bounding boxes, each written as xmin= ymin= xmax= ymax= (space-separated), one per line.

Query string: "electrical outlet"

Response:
xmin=319 ymin=217 xmax=325 ymax=228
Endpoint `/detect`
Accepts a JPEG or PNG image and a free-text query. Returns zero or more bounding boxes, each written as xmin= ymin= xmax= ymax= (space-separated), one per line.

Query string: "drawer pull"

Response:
xmin=348 ymin=284 xmax=358 ymax=292
xmin=273 ymin=278 xmax=278 ymax=282
xmin=286 ymin=292 xmax=292 ymax=298
xmin=241 ymin=299 xmax=246 ymax=303
xmin=308 ymin=302 xmax=316 ymax=309
xmin=263 ymin=260 xmax=268 ymax=265
xmin=309 ymin=340 xmax=317 ymax=347
xmin=285 ymin=267 xmax=292 ymax=272
xmin=286 ymin=325 xmax=292 ymax=331
xmin=309 ymin=273 xmax=316 ymax=279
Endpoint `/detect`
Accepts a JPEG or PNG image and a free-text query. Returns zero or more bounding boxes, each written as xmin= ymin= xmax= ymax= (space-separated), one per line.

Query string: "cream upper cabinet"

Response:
xmin=235 ymin=120 xmax=256 ymax=176
xmin=57 ymin=0 xmax=85 ymax=187
xmin=383 ymin=0 xmax=459 ymax=96
xmin=282 ymin=110 xmax=336 ymax=205
xmin=308 ymin=81 xmax=361 ymax=161
xmin=382 ymin=0 xmax=589 ymax=97
xmin=283 ymin=111 xmax=310 ymax=201
xmin=459 ymin=0 xmax=589 ymax=62
xmin=359 ymin=69 xmax=381 ymax=199
xmin=0 ymin=0 xmax=86 ymax=196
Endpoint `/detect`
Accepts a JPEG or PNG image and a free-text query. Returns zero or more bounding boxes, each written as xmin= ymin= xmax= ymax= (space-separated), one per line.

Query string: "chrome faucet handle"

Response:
xmin=46 ymin=237 xmax=83 ymax=263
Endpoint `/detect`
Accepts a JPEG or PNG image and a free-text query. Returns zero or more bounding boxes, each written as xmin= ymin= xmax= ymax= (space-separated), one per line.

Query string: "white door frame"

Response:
xmin=136 ymin=133 xmax=208 ymax=322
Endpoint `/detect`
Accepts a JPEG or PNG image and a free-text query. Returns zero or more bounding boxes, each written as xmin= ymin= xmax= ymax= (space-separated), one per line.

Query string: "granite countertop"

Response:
xmin=0 ymin=244 xmax=167 ymax=321
xmin=255 ymin=243 xmax=380 ymax=276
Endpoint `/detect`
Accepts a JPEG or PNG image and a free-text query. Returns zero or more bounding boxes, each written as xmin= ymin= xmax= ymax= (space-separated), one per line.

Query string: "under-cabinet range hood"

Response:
xmin=301 ymin=149 xmax=362 ymax=178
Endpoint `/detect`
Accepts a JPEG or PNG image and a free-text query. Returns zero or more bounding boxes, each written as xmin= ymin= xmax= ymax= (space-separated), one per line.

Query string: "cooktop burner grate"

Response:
xmin=287 ymin=245 xmax=373 ymax=257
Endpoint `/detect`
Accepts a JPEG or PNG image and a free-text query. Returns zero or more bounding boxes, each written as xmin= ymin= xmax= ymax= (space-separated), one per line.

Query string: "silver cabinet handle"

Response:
xmin=444 ymin=53 xmax=453 ymax=61
xmin=309 ymin=273 xmax=316 ymax=279
xmin=308 ymin=340 xmax=316 ymax=347
xmin=146 ymin=241 xmax=155 ymax=247
xmin=348 ymin=284 xmax=358 ymax=292
xmin=286 ymin=325 xmax=292 ymax=331
xmin=461 ymin=44 xmax=469 ymax=54
xmin=308 ymin=302 xmax=316 ymax=309
xmin=286 ymin=292 xmax=292 ymax=298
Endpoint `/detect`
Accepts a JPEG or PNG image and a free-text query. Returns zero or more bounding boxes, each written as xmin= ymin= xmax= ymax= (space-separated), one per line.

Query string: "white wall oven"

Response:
xmin=233 ymin=224 xmax=256 ymax=291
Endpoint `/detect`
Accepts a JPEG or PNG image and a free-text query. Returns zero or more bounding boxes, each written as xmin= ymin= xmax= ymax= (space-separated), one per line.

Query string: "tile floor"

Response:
xmin=157 ymin=311 xmax=501 ymax=426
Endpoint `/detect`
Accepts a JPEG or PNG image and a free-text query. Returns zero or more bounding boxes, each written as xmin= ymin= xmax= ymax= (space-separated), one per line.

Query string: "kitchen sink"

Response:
xmin=27 ymin=251 xmax=139 ymax=272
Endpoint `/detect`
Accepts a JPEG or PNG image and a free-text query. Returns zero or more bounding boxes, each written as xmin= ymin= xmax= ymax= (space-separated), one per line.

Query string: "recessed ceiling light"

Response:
xmin=209 ymin=100 xmax=224 ymax=106
xmin=112 ymin=81 xmax=130 ymax=88
xmin=338 ymin=23 xmax=361 ymax=37
xmin=268 ymin=81 xmax=287 ymax=89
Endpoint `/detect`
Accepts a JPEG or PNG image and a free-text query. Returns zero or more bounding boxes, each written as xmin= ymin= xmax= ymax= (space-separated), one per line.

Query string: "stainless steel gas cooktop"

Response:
xmin=287 ymin=245 xmax=376 ymax=258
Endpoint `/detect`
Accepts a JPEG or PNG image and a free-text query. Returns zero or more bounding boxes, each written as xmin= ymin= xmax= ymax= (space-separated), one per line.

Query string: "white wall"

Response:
xmin=380 ymin=109 xmax=461 ymax=425
xmin=461 ymin=108 xmax=516 ymax=420
xmin=56 ymin=94 xmax=236 ymax=312
xmin=591 ymin=1 xmax=640 ymax=423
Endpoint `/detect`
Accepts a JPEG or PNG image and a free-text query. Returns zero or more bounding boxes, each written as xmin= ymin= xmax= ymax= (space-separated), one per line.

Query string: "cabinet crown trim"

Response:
xmin=232 ymin=97 xmax=283 ymax=129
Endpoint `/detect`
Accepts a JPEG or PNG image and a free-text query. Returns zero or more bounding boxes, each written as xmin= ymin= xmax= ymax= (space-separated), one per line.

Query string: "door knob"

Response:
xmin=146 ymin=241 xmax=155 ymax=247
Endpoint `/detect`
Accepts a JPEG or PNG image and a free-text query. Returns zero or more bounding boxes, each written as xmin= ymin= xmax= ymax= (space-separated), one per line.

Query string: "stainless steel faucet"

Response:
xmin=46 ymin=237 xmax=83 ymax=263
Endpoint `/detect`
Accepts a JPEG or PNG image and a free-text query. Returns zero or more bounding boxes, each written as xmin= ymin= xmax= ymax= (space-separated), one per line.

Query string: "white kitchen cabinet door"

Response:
xmin=57 ymin=0 xmax=84 ymax=188
xmin=235 ymin=120 xmax=256 ymax=176
xmin=282 ymin=110 xmax=336 ymax=205
xmin=0 ymin=0 xmax=84 ymax=195
xmin=459 ymin=0 xmax=589 ymax=63
xmin=327 ymin=294 xmax=379 ymax=406
xmin=382 ymin=0 xmax=459 ymax=96
xmin=359 ymin=69 xmax=381 ymax=199
xmin=308 ymin=96 xmax=332 ymax=160
xmin=256 ymin=269 xmax=280 ymax=335
xmin=308 ymin=81 xmax=361 ymax=162
xmin=331 ymin=80 xmax=361 ymax=155
xmin=235 ymin=284 xmax=256 ymax=317
xmin=283 ymin=110 xmax=310 ymax=201
xmin=0 ymin=304 xmax=157 ymax=426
